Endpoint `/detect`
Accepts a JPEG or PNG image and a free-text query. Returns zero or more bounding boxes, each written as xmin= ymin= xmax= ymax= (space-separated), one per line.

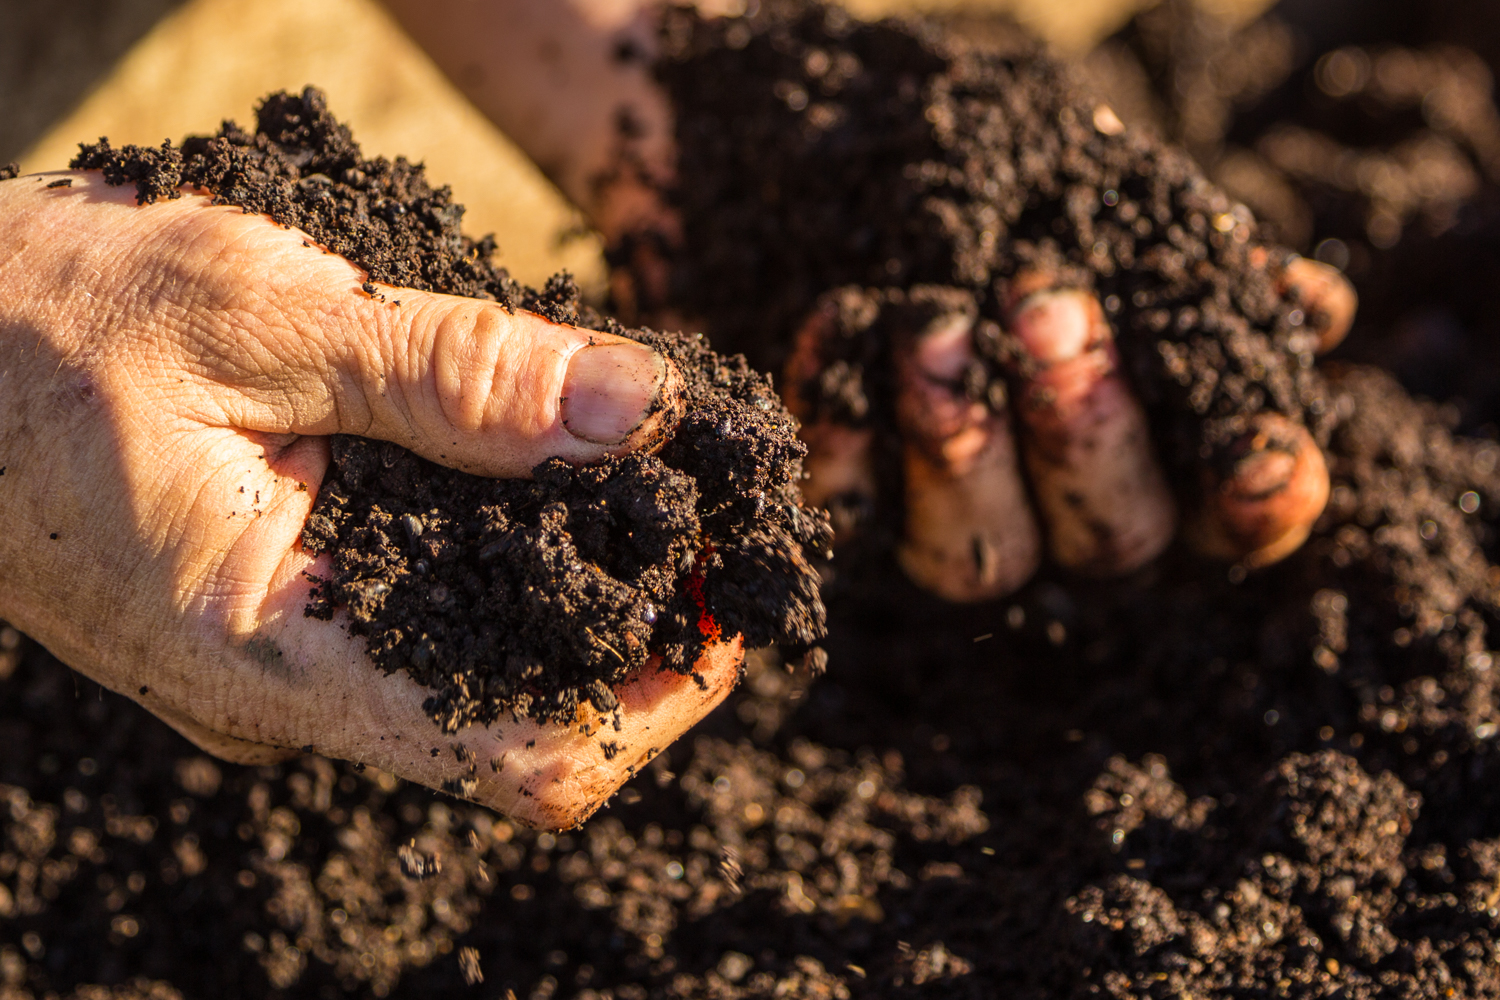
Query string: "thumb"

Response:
xmin=212 ymin=256 xmax=682 ymax=477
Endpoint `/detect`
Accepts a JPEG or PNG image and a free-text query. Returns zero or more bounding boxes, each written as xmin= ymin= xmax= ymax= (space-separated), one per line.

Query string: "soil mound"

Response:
xmin=72 ymin=89 xmax=831 ymax=730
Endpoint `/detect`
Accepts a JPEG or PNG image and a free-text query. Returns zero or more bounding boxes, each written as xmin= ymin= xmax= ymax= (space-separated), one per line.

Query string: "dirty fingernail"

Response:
xmin=561 ymin=341 xmax=667 ymax=444
xmin=1226 ymin=443 xmax=1299 ymax=502
xmin=1283 ymin=257 xmax=1357 ymax=354
xmin=1010 ymin=289 xmax=1098 ymax=363
xmin=1197 ymin=414 xmax=1330 ymax=567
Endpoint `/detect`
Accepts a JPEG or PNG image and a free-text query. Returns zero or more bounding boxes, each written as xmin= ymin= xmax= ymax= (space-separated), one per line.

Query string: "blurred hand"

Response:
xmin=0 ymin=171 xmax=740 ymax=828
xmin=785 ymin=258 xmax=1354 ymax=600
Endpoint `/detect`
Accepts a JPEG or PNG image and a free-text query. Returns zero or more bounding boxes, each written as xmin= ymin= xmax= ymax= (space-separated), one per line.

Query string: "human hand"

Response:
xmin=784 ymin=257 xmax=1355 ymax=601
xmin=0 ymin=171 xmax=740 ymax=829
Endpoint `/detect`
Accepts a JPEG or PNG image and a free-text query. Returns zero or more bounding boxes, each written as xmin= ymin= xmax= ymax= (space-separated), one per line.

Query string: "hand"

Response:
xmin=786 ymin=257 xmax=1355 ymax=601
xmin=0 ymin=171 xmax=739 ymax=829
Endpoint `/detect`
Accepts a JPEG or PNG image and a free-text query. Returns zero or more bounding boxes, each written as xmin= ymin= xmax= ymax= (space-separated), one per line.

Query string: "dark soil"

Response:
xmin=11 ymin=4 xmax=1500 ymax=1000
xmin=650 ymin=0 xmax=1333 ymax=513
xmin=1097 ymin=0 xmax=1500 ymax=433
xmin=71 ymin=89 xmax=831 ymax=730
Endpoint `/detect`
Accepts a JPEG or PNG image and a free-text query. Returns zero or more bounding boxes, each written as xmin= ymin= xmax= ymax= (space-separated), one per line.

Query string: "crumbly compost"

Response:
xmin=649 ymin=0 xmax=1332 ymax=503
xmin=12 ymin=4 xmax=1500 ymax=999
xmin=71 ymin=88 xmax=831 ymax=730
xmin=8 ymin=358 xmax=1500 ymax=999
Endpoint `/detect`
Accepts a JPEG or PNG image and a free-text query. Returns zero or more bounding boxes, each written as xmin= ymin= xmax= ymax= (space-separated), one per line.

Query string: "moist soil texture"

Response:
xmin=650 ymin=0 xmax=1333 ymax=516
xmin=71 ymin=88 xmax=831 ymax=730
xmin=11 ymin=5 xmax=1500 ymax=1000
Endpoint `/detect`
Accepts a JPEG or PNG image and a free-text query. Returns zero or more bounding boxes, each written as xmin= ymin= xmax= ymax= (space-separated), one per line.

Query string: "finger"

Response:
xmin=1004 ymin=277 xmax=1176 ymax=575
xmin=247 ymin=277 xmax=683 ymax=476
xmin=783 ymin=303 xmax=877 ymax=533
xmin=798 ymin=424 xmax=877 ymax=520
xmin=492 ymin=636 xmax=743 ymax=830
xmin=1188 ymin=412 xmax=1330 ymax=568
xmin=894 ymin=298 xmax=1041 ymax=602
xmin=1280 ymin=256 xmax=1357 ymax=354
xmin=112 ymin=190 xmax=686 ymax=477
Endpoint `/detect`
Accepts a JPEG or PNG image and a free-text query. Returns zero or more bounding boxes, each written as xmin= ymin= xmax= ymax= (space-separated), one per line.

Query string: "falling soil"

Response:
xmin=11 ymin=3 xmax=1500 ymax=999
xmin=71 ymin=89 xmax=830 ymax=730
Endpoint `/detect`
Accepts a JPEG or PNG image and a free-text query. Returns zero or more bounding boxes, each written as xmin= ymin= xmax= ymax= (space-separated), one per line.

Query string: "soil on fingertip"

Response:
xmin=12 ymin=2 xmax=1500 ymax=999
xmin=71 ymin=88 xmax=831 ymax=731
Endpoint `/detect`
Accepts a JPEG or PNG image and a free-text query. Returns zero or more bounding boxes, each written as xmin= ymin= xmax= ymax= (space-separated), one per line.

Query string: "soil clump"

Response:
xmin=71 ymin=89 xmax=831 ymax=730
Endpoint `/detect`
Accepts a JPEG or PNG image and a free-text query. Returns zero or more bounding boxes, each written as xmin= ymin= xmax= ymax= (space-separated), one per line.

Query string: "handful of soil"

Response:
xmin=650 ymin=0 xmax=1332 ymax=520
xmin=71 ymin=88 xmax=831 ymax=732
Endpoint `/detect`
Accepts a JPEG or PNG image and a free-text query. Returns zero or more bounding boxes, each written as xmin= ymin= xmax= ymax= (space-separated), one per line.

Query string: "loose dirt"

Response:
xmin=8 ymin=2 xmax=1500 ymax=998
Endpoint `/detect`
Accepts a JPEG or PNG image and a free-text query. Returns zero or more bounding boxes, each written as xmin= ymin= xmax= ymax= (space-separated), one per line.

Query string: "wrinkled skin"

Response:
xmin=0 ymin=171 xmax=739 ymax=829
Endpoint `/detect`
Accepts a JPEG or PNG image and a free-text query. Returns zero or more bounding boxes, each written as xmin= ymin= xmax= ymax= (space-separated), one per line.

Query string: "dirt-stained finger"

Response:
xmin=1280 ymin=256 xmax=1358 ymax=354
xmin=783 ymin=299 xmax=878 ymax=537
xmin=500 ymin=636 xmax=744 ymax=830
xmin=1189 ymin=412 xmax=1330 ymax=568
xmin=1003 ymin=277 xmax=1176 ymax=576
xmin=893 ymin=291 xmax=1041 ymax=602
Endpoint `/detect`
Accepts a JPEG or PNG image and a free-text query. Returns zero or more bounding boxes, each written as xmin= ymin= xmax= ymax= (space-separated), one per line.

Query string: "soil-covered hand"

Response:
xmin=386 ymin=0 xmax=1360 ymax=602
xmin=0 ymin=171 xmax=739 ymax=828
xmin=785 ymin=257 xmax=1353 ymax=601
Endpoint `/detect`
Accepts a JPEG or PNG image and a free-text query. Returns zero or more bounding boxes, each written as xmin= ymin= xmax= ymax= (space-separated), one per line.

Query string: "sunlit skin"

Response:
xmin=0 ymin=4 xmax=1360 ymax=832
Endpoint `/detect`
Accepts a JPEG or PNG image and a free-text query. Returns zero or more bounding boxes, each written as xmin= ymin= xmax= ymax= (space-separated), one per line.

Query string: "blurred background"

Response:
xmin=0 ymin=0 xmax=1275 ymax=298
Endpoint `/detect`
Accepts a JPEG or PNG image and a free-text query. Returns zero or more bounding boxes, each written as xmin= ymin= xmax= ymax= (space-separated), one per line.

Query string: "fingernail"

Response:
xmin=561 ymin=341 xmax=667 ymax=445
xmin=1224 ymin=439 xmax=1300 ymax=502
xmin=1283 ymin=257 xmax=1357 ymax=353
xmin=1010 ymin=289 xmax=1098 ymax=363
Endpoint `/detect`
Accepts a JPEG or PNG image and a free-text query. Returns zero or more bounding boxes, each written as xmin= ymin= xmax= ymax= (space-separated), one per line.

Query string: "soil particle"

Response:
xmin=71 ymin=88 xmax=831 ymax=730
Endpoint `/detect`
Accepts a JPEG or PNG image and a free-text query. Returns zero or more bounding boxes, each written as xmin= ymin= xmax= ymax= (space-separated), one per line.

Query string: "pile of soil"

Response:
xmin=10 ymin=4 xmax=1500 ymax=1000
xmin=71 ymin=89 xmax=831 ymax=730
